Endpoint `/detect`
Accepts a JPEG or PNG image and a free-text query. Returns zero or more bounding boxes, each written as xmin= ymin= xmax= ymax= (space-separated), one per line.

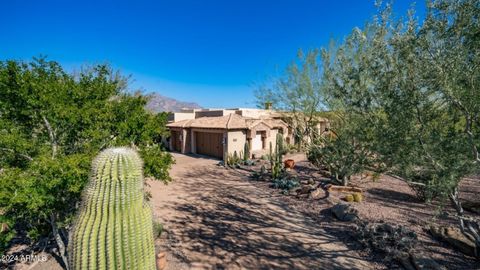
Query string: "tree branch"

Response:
xmin=0 ymin=147 xmax=33 ymax=161
xmin=41 ymin=115 xmax=58 ymax=159
xmin=49 ymin=214 xmax=69 ymax=270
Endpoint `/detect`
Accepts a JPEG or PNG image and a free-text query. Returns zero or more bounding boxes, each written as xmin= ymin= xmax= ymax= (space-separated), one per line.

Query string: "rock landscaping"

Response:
xmin=242 ymin=153 xmax=480 ymax=270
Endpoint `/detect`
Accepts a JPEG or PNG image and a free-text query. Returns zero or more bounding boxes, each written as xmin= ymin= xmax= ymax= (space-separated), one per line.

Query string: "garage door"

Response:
xmin=196 ymin=132 xmax=224 ymax=159
xmin=171 ymin=131 xmax=181 ymax=152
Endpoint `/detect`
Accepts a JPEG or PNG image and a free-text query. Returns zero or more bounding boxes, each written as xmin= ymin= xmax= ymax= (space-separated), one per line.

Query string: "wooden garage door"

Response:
xmin=171 ymin=131 xmax=181 ymax=152
xmin=196 ymin=132 xmax=223 ymax=159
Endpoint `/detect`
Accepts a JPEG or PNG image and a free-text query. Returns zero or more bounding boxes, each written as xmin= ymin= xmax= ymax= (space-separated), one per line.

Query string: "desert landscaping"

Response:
xmin=1 ymin=1 xmax=479 ymax=269
xmin=149 ymin=153 xmax=480 ymax=270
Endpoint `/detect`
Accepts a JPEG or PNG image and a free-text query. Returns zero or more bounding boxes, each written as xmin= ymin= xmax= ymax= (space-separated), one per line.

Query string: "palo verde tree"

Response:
xmin=255 ymin=50 xmax=328 ymax=147
xmin=308 ymin=113 xmax=377 ymax=186
xmin=322 ymin=0 xmax=479 ymax=254
xmin=0 ymin=58 xmax=174 ymax=267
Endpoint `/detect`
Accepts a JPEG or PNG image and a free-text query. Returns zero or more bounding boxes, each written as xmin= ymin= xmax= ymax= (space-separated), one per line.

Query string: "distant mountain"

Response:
xmin=145 ymin=93 xmax=202 ymax=113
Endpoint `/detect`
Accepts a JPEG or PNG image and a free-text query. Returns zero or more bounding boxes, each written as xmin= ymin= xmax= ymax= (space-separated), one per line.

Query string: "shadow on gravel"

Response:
xmin=163 ymin=166 xmax=370 ymax=270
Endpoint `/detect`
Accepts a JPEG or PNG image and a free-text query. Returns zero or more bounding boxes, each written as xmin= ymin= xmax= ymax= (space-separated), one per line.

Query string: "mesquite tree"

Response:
xmin=322 ymin=0 xmax=479 ymax=255
xmin=0 ymin=58 xmax=174 ymax=267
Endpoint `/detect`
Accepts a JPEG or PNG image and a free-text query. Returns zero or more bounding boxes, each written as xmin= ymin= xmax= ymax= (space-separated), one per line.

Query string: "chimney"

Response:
xmin=264 ymin=102 xmax=272 ymax=110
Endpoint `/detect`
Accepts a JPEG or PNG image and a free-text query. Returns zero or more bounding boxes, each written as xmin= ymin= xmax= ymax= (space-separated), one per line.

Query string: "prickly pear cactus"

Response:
xmin=69 ymin=147 xmax=156 ymax=270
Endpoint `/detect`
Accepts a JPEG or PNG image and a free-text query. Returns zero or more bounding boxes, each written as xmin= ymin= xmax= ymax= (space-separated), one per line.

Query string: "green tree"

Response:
xmin=322 ymin=0 xmax=479 ymax=254
xmin=308 ymin=113 xmax=377 ymax=186
xmin=255 ymin=50 xmax=328 ymax=146
xmin=0 ymin=58 xmax=173 ymax=267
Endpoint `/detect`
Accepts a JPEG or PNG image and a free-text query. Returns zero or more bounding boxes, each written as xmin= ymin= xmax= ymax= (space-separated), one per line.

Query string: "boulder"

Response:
xmin=299 ymin=184 xmax=315 ymax=194
xmin=430 ymin=226 xmax=477 ymax=257
xmin=309 ymin=187 xmax=325 ymax=200
xmin=331 ymin=203 xmax=358 ymax=222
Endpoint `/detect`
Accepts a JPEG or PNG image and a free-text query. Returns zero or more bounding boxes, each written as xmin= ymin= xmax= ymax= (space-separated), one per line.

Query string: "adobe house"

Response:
xmin=166 ymin=112 xmax=290 ymax=161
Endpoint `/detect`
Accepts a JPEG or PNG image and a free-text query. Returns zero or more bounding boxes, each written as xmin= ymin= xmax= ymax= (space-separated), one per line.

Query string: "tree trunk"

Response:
xmin=449 ymin=189 xmax=480 ymax=258
xmin=50 ymin=215 xmax=69 ymax=270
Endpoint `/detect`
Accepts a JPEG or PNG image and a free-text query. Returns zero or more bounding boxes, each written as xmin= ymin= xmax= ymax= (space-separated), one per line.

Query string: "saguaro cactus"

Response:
xmin=69 ymin=147 xmax=156 ymax=270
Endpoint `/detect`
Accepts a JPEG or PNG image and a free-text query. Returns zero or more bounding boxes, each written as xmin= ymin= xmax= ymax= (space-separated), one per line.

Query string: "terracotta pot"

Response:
xmin=284 ymin=159 xmax=295 ymax=169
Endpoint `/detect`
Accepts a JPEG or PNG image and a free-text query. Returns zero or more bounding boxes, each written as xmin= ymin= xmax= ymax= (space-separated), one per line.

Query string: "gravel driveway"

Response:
xmin=147 ymin=153 xmax=373 ymax=270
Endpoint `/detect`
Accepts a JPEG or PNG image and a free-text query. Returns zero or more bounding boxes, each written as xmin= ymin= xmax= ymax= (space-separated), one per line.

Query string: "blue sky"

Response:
xmin=1 ymin=0 xmax=425 ymax=108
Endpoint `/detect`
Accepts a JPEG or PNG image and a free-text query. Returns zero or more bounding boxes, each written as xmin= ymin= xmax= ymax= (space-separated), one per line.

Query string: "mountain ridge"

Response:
xmin=145 ymin=93 xmax=202 ymax=113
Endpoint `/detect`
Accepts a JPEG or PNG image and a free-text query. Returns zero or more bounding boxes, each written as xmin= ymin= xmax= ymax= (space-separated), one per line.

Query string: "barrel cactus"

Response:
xmin=69 ymin=147 xmax=156 ymax=270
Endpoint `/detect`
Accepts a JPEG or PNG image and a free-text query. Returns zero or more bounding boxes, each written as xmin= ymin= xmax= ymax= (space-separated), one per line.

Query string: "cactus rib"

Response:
xmin=69 ymin=147 xmax=156 ymax=270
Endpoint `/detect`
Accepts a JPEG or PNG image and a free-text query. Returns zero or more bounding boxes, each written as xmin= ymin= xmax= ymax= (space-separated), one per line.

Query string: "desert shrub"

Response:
xmin=355 ymin=221 xmax=418 ymax=260
xmin=250 ymin=165 xmax=268 ymax=181
xmin=0 ymin=58 xmax=174 ymax=263
xmin=153 ymin=221 xmax=164 ymax=239
xmin=307 ymin=123 xmax=372 ymax=186
xmin=243 ymin=159 xmax=256 ymax=166
xmin=271 ymin=177 xmax=299 ymax=194
xmin=0 ymin=216 xmax=14 ymax=254
xmin=226 ymin=152 xmax=241 ymax=167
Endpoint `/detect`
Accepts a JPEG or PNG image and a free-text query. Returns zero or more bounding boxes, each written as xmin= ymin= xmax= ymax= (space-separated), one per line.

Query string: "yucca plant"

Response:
xmin=68 ymin=147 xmax=156 ymax=270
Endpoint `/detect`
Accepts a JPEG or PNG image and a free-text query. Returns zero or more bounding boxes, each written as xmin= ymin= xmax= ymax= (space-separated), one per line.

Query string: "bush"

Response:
xmin=307 ymin=127 xmax=371 ymax=186
xmin=0 ymin=58 xmax=174 ymax=263
xmin=153 ymin=221 xmax=164 ymax=239
xmin=0 ymin=216 xmax=15 ymax=255
xmin=355 ymin=221 xmax=418 ymax=260
xmin=250 ymin=165 xmax=267 ymax=181
xmin=271 ymin=177 xmax=299 ymax=194
xmin=226 ymin=151 xmax=242 ymax=167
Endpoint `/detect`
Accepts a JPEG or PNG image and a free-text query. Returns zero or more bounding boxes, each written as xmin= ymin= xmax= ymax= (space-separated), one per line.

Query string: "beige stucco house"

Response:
xmin=166 ymin=108 xmax=291 ymax=161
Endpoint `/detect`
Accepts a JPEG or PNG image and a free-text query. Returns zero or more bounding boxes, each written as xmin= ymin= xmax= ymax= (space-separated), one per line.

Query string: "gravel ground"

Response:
xmin=247 ymin=153 xmax=480 ymax=270
xmin=148 ymin=153 xmax=373 ymax=270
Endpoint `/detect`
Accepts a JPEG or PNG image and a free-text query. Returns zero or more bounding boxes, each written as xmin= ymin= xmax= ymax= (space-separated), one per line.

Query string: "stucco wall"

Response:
xmin=265 ymin=129 xmax=279 ymax=151
xmin=235 ymin=109 xmax=274 ymax=118
xmin=195 ymin=110 xmax=236 ymax=118
xmin=226 ymin=130 xmax=247 ymax=158
xmin=168 ymin=112 xmax=195 ymax=122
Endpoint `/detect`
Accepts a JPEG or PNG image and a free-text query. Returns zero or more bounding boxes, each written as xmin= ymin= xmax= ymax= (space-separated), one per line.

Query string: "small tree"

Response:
xmin=308 ymin=114 xmax=374 ymax=186
xmin=255 ymin=50 xmax=328 ymax=147
xmin=322 ymin=0 xmax=479 ymax=254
